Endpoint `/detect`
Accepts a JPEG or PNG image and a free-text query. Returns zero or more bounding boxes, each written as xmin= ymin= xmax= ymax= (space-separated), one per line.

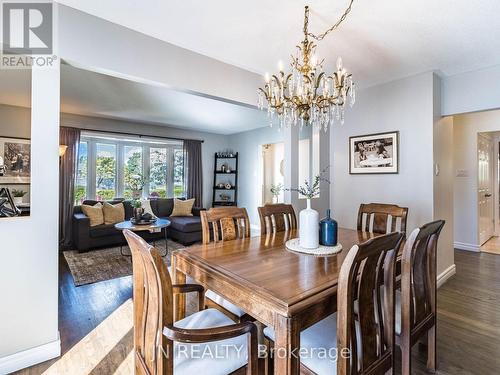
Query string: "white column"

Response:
xmin=0 ymin=64 xmax=61 ymax=374
xmin=283 ymin=125 xmax=299 ymax=207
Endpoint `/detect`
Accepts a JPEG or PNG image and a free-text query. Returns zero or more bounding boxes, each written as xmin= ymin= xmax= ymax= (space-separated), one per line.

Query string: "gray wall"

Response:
xmin=330 ymin=72 xmax=454 ymax=276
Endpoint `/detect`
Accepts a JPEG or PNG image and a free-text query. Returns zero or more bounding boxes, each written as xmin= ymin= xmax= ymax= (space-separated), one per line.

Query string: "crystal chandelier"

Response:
xmin=258 ymin=2 xmax=356 ymax=131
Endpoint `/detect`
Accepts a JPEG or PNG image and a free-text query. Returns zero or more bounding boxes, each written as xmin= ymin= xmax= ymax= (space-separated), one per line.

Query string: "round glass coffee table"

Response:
xmin=114 ymin=218 xmax=171 ymax=256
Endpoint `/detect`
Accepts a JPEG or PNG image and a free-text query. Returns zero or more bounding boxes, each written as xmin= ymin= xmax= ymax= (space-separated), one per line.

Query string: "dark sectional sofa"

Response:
xmin=72 ymin=198 xmax=204 ymax=251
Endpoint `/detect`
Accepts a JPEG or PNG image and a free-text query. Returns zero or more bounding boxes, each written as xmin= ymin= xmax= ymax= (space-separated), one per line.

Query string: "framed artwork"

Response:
xmin=349 ymin=131 xmax=399 ymax=174
xmin=0 ymin=137 xmax=31 ymax=184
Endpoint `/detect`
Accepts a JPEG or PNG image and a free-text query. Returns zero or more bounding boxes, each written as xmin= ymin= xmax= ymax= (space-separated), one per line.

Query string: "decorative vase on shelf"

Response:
xmin=319 ymin=209 xmax=338 ymax=246
xmin=299 ymin=198 xmax=319 ymax=249
xmin=13 ymin=197 xmax=23 ymax=205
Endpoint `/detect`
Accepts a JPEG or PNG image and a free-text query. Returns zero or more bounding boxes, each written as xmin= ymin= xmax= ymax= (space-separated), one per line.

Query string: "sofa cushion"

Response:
xmin=81 ymin=203 xmax=104 ymax=227
xmin=89 ymin=223 xmax=120 ymax=238
xmin=103 ymin=202 xmax=125 ymax=224
xmin=168 ymin=216 xmax=202 ymax=233
xmin=151 ymin=198 xmax=174 ymax=217
xmin=171 ymin=198 xmax=195 ymax=217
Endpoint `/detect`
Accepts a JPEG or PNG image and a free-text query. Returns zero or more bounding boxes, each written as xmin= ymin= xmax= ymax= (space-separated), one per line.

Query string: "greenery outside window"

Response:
xmin=74 ymin=132 xmax=184 ymax=204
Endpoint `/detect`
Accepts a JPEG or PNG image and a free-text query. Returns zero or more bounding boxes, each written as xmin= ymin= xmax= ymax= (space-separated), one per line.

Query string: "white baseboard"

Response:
xmin=0 ymin=335 xmax=60 ymax=375
xmin=437 ymin=264 xmax=456 ymax=288
xmin=454 ymin=241 xmax=480 ymax=252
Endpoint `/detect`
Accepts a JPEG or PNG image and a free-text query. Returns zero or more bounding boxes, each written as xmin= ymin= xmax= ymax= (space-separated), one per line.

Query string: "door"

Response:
xmin=478 ymin=134 xmax=495 ymax=245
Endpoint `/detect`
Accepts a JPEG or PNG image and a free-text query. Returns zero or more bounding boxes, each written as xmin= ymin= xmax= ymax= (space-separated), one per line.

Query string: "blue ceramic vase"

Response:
xmin=319 ymin=209 xmax=338 ymax=246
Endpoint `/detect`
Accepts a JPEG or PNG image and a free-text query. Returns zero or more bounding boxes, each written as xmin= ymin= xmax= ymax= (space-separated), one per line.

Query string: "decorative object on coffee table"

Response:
xmin=131 ymin=199 xmax=144 ymax=222
xmin=114 ymin=218 xmax=170 ymax=256
xmin=286 ymin=167 xmax=330 ymax=249
xmin=319 ymin=209 xmax=338 ymax=246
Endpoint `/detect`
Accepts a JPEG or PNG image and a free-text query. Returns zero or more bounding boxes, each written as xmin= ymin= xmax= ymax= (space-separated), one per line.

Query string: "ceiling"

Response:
xmin=0 ymin=65 xmax=268 ymax=135
xmin=55 ymin=0 xmax=500 ymax=88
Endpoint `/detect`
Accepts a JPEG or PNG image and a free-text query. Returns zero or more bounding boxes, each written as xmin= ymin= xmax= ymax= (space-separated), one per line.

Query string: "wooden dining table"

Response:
xmin=172 ymin=228 xmax=382 ymax=375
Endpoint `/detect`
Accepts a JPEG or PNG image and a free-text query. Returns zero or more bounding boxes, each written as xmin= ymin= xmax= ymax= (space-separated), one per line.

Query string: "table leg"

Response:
xmin=173 ymin=256 xmax=186 ymax=321
xmin=274 ymin=315 xmax=300 ymax=375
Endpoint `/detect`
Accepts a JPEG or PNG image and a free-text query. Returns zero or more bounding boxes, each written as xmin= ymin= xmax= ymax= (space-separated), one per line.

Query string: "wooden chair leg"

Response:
xmin=401 ymin=341 xmax=411 ymax=375
xmin=427 ymin=325 xmax=437 ymax=372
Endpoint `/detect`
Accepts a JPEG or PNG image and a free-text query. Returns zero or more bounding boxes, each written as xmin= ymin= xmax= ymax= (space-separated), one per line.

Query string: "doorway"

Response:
xmin=261 ymin=142 xmax=284 ymax=205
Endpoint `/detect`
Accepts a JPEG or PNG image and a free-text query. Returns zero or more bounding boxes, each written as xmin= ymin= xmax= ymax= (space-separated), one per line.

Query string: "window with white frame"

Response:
xmin=75 ymin=132 xmax=184 ymax=204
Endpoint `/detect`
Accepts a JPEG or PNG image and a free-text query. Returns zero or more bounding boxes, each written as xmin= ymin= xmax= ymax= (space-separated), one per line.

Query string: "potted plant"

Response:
xmin=11 ymin=189 xmax=27 ymax=205
xmin=286 ymin=167 xmax=330 ymax=249
xmin=270 ymin=183 xmax=283 ymax=203
xmin=131 ymin=199 xmax=144 ymax=222
xmin=126 ymin=174 xmax=146 ymax=199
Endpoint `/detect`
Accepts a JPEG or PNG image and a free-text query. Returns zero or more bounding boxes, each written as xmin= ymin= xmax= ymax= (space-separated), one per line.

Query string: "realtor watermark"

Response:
xmin=158 ymin=343 xmax=351 ymax=362
xmin=1 ymin=0 xmax=57 ymax=69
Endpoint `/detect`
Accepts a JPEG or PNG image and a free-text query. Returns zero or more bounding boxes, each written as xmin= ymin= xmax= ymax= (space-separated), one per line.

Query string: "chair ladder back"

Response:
xmin=258 ymin=203 xmax=297 ymax=235
xmin=200 ymin=207 xmax=251 ymax=244
xmin=357 ymin=203 xmax=408 ymax=235
xmin=338 ymin=232 xmax=404 ymax=375
xmin=125 ymin=229 xmax=175 ymax=375
xmin=402 ymin=220 xmax=445 ymax=334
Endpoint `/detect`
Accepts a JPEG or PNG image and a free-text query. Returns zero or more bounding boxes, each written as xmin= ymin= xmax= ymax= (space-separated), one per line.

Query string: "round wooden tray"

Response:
xmin=285 ymin=238 xmax=342 ymax=256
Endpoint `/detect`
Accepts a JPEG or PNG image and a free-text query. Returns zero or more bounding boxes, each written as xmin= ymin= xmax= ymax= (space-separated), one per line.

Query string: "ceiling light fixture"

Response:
xmin=258 ymin=2 xmax=356 ymax=131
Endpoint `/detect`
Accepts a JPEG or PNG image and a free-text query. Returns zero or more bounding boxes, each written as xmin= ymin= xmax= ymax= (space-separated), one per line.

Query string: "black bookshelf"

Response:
xmin=212 ymin=152 xmax=238 ymax=207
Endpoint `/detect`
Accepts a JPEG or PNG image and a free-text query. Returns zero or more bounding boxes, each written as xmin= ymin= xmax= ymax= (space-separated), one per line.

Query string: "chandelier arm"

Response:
xmin=306 ymin=0 xmax=355 ymax=41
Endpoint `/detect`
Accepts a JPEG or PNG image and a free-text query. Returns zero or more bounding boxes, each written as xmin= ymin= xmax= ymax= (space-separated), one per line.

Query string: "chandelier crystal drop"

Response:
xmin=258 ymin=4 xmax=356 ymax=131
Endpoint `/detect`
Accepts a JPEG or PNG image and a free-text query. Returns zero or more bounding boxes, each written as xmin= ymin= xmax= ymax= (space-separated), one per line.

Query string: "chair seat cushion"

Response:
xmin=205 ymin=290 xmax=247 ymax=318
xmin=167 ymin=216 xmax=202 ymax=233
xmin=164 ymin=308 xmax=248 ymax=374
xmin=264 ymin=314 xmax=339 ymax=375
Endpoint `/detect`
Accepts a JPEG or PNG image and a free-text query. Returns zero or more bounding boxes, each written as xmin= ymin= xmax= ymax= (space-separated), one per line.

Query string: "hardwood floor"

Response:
xmin=480 ymin=236 xmax=500 ymax=255
xmin=15 ymin=250 xmax=500 ymax=374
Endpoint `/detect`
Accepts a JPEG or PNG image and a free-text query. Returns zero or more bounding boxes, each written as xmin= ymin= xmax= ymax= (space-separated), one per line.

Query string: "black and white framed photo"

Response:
xmin=0 ymin=137 xmax=31 ymax=183
xmin=349 ymin=131 xmax=399 ymax=174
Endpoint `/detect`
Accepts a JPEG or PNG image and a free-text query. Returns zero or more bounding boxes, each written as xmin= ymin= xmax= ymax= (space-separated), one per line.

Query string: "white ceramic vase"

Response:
xmin=299 ymin=198 xmax=319 ymax=249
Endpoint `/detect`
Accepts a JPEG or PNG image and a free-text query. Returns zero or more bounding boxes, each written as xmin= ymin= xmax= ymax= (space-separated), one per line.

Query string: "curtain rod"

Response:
xmin=68 ymin=127 xmax=204 ymax=143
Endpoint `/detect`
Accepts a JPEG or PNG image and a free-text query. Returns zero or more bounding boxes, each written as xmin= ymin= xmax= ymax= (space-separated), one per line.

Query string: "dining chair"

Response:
xmin=200 ymin=207 xmax=252 ymax=322
xmin=124 ymin=229 xmax=258 ymax=375
xmin=201 ymin=206 xmax=251 ymax=244
xmin=397 ymin=220 xmax=445 ymax=375
xmin=357 ymin=203 xmax=409 ymax=235
xmin=257 ymin=203 xmax=297 ymax=235
xmin=263 ymin=231 xmax=404 ymax=375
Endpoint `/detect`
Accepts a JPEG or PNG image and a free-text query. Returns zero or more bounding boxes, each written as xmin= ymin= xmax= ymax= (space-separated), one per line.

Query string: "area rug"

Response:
xmin=63 ymin=239 xmax=186 ymax=286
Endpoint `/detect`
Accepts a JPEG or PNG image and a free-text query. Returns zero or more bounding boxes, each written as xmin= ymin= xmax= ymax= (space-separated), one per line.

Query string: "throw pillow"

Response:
xmin=170 ymin=198 xmax=195 ymax=217
xmin=81 ymin=203 xmax=104 ymax=227
xmin=140 ymin=199 xmax=157 ymax=218
xmin=103 ymin=202 xmax=125 ymax=225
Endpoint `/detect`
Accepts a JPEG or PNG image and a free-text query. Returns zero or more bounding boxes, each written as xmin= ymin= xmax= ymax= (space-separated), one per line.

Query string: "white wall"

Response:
xmin=331 ymin=72 xmax=454 ymax=275
xmin=0 ymin=68 xmax=61 ymax=372
xmin=61 ymin=113 xmax=228 ymax=208
xmin=453 ymin=109 xmax=500 ymax=248
xmin=442 ymin=64 xmax=500 ymax=116
xmin=57 ymin=4 xmax=261 ymax=107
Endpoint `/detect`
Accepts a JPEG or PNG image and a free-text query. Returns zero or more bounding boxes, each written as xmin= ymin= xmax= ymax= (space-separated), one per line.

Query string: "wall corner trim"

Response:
xmin=437 ymin=264 xmax=457 ymax=289
xmin=454 ymin=241 xmax=481 ymax=252
xmin=0 ymin=335 xmax=60 ymax=374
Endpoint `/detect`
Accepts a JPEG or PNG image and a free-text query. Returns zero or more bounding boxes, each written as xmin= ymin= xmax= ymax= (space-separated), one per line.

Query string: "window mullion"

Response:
xmin=88 ymin=140 xmax=97 ymax=200
xmin=144 ymin=145 xmax=150 ymax=198
xmin=167 ymin=147 xmax=174 ymax=197
xmin=116 ymin=142 xmax=124 ymax=198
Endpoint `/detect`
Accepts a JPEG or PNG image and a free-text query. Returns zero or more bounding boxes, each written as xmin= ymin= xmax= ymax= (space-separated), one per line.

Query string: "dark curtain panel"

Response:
xmin=59 ymin=127 xmax=81 ymax=249
xmin=183 ymin=140 xmax=203 ymax=207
